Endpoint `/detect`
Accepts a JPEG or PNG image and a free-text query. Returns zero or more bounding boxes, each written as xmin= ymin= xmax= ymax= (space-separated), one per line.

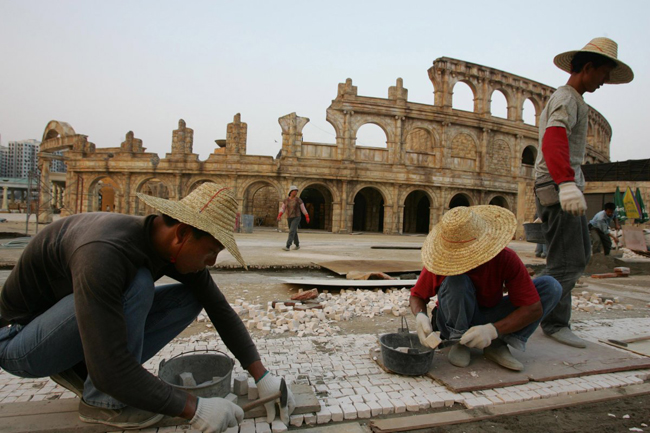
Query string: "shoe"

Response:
xmin=79 ymin=399 xmax=165 ymax=430
xmin=535 ymin=253 xmax=542 ymax=258
xmin=50 ymin=366 xmax=86 ymax=398
xmin=548 ymin=327 xmax=587 ymax=348
xmin=484 ymin=340 xmax=524 ymax=371
xmin=282 ymin=247 xmax=290 ymax=251
xmin=294 ymin=245 xmax=300 ymax=250
xmin=448 ymin=343 xmax=471 ymax=368
xmin=540 ymin=253 xmax=546 ymax=258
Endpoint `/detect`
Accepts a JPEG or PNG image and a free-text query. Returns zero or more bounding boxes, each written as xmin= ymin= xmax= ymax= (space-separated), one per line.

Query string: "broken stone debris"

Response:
xmin=571 ymin=290 xmax=634 ymax=312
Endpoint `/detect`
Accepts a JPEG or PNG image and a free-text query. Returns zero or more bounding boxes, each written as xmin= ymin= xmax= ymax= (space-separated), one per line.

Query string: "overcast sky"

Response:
xmin=1 ymin=0 xmax=648 ymax=162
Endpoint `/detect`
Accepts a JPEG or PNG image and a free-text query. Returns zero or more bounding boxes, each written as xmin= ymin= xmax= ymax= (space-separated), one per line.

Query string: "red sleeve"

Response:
xmin=411 ymin=267 xmax=444 ymax=300
xmin=542 ymin=126 xmax=574 ymax=184
xmin=501 ymin=249 xmax=540 ymax=306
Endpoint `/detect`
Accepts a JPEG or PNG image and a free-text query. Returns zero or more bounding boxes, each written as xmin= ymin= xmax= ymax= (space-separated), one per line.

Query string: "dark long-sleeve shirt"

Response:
xmin=0 ymin=213 xmax=259 ymax=416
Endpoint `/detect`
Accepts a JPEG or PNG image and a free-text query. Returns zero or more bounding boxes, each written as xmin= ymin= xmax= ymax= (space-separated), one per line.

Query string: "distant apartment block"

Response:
xmin=0 ymin=140 xmax=67 ymax=178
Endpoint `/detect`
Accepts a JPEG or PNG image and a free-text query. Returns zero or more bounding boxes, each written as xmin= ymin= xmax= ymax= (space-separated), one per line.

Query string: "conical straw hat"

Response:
xmin=421 ymin=205 xmax=516 ymax=276
xmin=137 ymin=183 xmax=246 ymax=269
xmin=553 ymin=37 xmax=633 ymax=84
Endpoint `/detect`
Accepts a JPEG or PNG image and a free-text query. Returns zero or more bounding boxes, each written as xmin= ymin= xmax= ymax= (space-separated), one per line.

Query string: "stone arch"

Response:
xmin=134 ymin=177 xmax=172 ymax=216
xmin=351 ymin=185 xmax=389 ymax=232
xmin=405 ymin=128 xmax=434 ymax=153
xmin=522 ymin=97 xmax=539 ymax=126
xmin=448 ymin=192 xmax=472 ymax=209
xmin=42 ymin=120 xmax=76 ymax=142
xmin=451 ymin=80 xmax=477 ymax=112
xmin=402 ymin=189 xmax=431 ymax=234
xmin=300 ymin=182 xmax=335 ymax=231
xmin=522 ymin=145 xmax=537 ymax=165
xmin=86 ymin=176 xmax=122 ymax=213
xmin=353 ymin=122 xmax=389 ymax=148
xmin=486 ymin=139 xmax=512 ymax=175
xmin=450 ymin=132 xmax=478 ymax=171
xmin=242 ymin=180 xmax=282 ymax=228
xmin=487 ymin=194 xmax=511 ymax=210
xmin=489 ymin=88 xmax=510 ymax=119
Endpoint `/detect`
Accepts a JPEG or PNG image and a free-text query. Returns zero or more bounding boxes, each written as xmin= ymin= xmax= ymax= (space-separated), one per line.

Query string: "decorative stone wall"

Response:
xmin=36 ymin=57 xmax=613 ymax=237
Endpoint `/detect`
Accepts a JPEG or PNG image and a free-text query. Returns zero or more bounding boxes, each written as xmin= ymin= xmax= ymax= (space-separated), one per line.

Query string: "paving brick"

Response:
xmin=316 ymin=407 xmax=331 ymax=424
xmin=341 ymin=403 xmax=358 ymax=419
xmin=377 ymin=398 xmax=395 ymax=415
xmin=271 ymin=420 xmax=288 ymax=432
xmin=354 ymin=402 xmax=371 ymax=418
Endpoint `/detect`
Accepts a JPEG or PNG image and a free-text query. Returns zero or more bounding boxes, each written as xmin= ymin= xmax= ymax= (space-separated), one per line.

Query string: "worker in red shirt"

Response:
xmin=411 ymin=206 xmax=561 ymax=371
xmin=534 ymin=37 xmax=633 ymax=348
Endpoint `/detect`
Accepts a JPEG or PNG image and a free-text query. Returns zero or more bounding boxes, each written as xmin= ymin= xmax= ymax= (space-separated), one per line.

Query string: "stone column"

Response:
xmin=1 ymin=186 xmax=7 ymax=211
xmin=38 ymin=156 xmax=53 ymax=224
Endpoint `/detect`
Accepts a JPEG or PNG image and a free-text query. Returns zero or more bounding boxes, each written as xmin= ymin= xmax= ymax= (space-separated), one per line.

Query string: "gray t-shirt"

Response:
xmin=0 ymin=213 xmax=259 ymax=417
xmin=534 ymin=85 xmax=589 ymax=189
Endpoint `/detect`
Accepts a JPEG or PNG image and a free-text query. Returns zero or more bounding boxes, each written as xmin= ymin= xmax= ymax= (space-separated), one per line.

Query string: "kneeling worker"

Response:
xmin=410 ymin=206 xmax=562 ymax=371
xmin=0 ymin=183 xmax=294 ymax=432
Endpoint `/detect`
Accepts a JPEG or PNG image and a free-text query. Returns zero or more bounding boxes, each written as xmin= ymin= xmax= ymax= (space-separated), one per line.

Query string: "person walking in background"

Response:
xmin=277 ymin=185 xmax=310 ymax=251
xmin=589 ymin=202 xmax=620 ymax=255
xmin=534 ymin=37 xmax=633 ymax=348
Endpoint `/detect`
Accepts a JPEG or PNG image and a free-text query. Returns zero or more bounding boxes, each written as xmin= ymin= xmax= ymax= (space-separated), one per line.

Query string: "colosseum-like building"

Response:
xmin=37 ymin=57 xmax=612 ymax=238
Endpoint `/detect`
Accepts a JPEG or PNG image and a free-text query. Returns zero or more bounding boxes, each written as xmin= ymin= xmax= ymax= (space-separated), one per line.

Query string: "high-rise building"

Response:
xmin=2 ymin=139 xmax=40 ymax=178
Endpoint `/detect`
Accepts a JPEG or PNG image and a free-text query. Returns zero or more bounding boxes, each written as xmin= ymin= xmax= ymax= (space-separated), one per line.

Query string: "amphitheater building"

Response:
xmin=34 ymin=57 xmax=612 ymax=239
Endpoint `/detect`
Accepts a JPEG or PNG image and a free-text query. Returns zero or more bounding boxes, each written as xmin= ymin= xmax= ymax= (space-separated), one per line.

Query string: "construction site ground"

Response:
xmin=1 ymin=213 xmax=649 ymax=432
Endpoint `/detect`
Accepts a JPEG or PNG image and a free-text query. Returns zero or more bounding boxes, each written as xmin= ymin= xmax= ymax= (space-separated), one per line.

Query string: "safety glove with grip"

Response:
xmin=558 ymin=182 xmax=587 ymax=216
xmin=190 ymin=397 xmax=244 ymax=433
xmin=460 ymin=324 xmax=498 ymax=349
xmin=256 ymin=373 xmax=295 ymax=424
xmin=415 ymin=312 xmax=433 ymax=347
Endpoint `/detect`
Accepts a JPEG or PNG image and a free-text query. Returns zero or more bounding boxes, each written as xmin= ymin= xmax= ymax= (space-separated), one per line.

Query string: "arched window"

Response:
xmin=452 ymin=81 xmax=475 ymax=112
xmin=490 ymin=90 xmax=508 ymax=119
xmin=355 ymin=124 xmax=387 ymax=148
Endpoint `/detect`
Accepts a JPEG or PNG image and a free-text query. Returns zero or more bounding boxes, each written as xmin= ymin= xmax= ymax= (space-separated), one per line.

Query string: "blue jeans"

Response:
xmin=286 ymin=217 xmax=301 ymax=248
xmin=536 ymin=199 xmax=591 ymax=334
xmin=434 ymin=275 xmax=561 ymax=351
xmin=0 ymin=268 xmax=202 ymax=409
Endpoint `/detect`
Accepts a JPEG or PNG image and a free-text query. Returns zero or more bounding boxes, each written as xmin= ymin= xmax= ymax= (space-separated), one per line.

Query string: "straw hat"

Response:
xmin=421 ymin=206 xmax=516 ymax=276
xmin=137 ymin=183 xmax=246 ymax=269
xmin=553 ymin=37 xmax=633 ymax=84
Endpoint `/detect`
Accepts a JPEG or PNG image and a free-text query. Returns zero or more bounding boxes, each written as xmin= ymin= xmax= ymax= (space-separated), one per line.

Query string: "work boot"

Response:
xmin=50 ymin=362 xmax=87 ymax=398
xmin=282 ymin=247 xmax=290 ymax=251
xmin=448 ymin=343 xmax=470 ymax=368
xmin=548 ymin=327 xmax=587 ymax=348
xmin=294 ymin=245 xmax=300 ymax=250
xmin=484 ymin=340 xmax=524 ymax=371
xmin=78 ymin=399 xmax=165 ymax=430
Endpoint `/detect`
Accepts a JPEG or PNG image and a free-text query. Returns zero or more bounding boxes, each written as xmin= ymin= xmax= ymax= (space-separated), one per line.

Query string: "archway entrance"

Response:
xmin=300 ymin=185 xmax=333 ymax=231
xmin=89 ymin=177 xmax=119 ymax=212
xmin=403 ymin=190 xmax=430 ymax=234
xmin=353 ymin=187 xmax=384 ymax=232
xmin=136 ymin=179 xmax=169 ymax=216
xmin=243 ymin=182 xmax=278 ymax=227
xmin=449 ymin=193 xmax=471 ymax=209
xmin=489 ymin=195 xmax=509 ymax=209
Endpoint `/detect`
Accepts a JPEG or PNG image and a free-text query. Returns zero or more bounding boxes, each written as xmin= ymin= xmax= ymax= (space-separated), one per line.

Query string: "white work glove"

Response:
xmin=460 ymin=324 xmax=498 ymax=349
xmin=415 ymin=312 xmax=433 ymax=347
xmin=257 ymin=373 xmax=296 ymax=424
xmin=558 ymin=182 xmax=587 ymax=216
xmin=190 ymin=397 xmax=244 ymax=433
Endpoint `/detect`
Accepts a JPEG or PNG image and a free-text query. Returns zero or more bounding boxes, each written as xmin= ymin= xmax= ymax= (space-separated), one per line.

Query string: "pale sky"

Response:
xmin=1 ymin=0 xmax=648 ymax=162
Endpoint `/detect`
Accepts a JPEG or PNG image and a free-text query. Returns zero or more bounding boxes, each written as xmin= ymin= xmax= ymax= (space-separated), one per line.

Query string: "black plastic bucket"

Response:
xmin=158 ymin=350 xmax=233 ymax=398
xmin=379 ymin=332 xmax=434 ymax=376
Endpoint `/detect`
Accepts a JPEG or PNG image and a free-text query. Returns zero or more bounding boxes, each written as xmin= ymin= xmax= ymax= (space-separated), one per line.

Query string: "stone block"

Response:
xmin=328 ymin=404 xmax=344 ymax=422
xmin=271 ymin=420 xmax=288 ymax=432
xmin=248 ymin=382 xmax=258 ymax=400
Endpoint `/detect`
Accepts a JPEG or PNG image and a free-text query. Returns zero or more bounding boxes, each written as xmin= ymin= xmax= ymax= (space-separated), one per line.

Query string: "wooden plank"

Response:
xmin=0 ymin=384 xmax=318 ymax=432
xmin=280 ymin=278 xmax=417 ymax=288
xmin=369 ymin=382 xmax=650 ymax=432
xmin=313 ymin=260 xmax=421 ymax=276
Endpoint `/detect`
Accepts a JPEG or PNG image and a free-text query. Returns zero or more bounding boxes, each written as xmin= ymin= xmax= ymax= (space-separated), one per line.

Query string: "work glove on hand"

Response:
xmin=460 ymin=324 xmax=498 ymax=349
xmin=415 ymin=312 xmax=433 ymax=347
xmin=277 ymin=212 xmax=283 ymax=221
xmin=305 ymin=214 xmax=310 ymax=224
xmin=257 ymin=373 xmax=296 ymax=424
xmin=190 ymin=397 xmax=244 ymax=433
xmin=558 ymin=182 xmax=587 ymax=216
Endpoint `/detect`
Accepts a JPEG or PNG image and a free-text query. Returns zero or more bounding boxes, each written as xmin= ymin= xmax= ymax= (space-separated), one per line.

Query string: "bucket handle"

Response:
xmin=159 ymin=348 xmax=233 ymax=371
xmin=398 ymin=315 xmax=410 ymax=333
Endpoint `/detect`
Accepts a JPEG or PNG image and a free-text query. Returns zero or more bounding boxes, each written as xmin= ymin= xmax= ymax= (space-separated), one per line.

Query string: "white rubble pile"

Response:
xmin=572 ymin=290 xmax=634 ymax=312
xmin=196 ymin=287 xmax=414 ymax=336
xmin=621 ymin=248 xmax=650 ymax=259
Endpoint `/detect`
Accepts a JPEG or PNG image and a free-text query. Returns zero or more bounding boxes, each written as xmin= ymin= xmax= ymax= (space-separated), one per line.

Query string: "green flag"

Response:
xmin=614 ymin=186 xmax=627 ymax=222
xmin=635 ymin=188 xmax=648 ymax=224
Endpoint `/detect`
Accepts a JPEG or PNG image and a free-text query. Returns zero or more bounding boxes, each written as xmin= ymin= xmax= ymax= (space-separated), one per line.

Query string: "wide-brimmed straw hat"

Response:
xmin=137 ymin=183 xmax=247 ymax=269
xmin=421 ymin=206 xmax=516 ymax=276
xmin=553 ymin=37 xmax=633 ymax=84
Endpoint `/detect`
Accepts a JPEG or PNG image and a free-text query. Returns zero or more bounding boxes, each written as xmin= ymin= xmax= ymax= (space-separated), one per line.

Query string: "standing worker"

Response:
xmin=0 ymin=183 xmax=295 ymax=432
xmin=277 ymin=185 xmax=310 ymax=251
xmin=534 ymin=37 xmax=633 ymax=348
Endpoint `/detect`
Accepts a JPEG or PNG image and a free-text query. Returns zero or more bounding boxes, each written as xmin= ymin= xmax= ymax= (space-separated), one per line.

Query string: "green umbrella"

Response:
xmin=614 ymin=186 xmax=627 ymax=222
xmin=635 ymin=188 xmax=648 ymax=224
